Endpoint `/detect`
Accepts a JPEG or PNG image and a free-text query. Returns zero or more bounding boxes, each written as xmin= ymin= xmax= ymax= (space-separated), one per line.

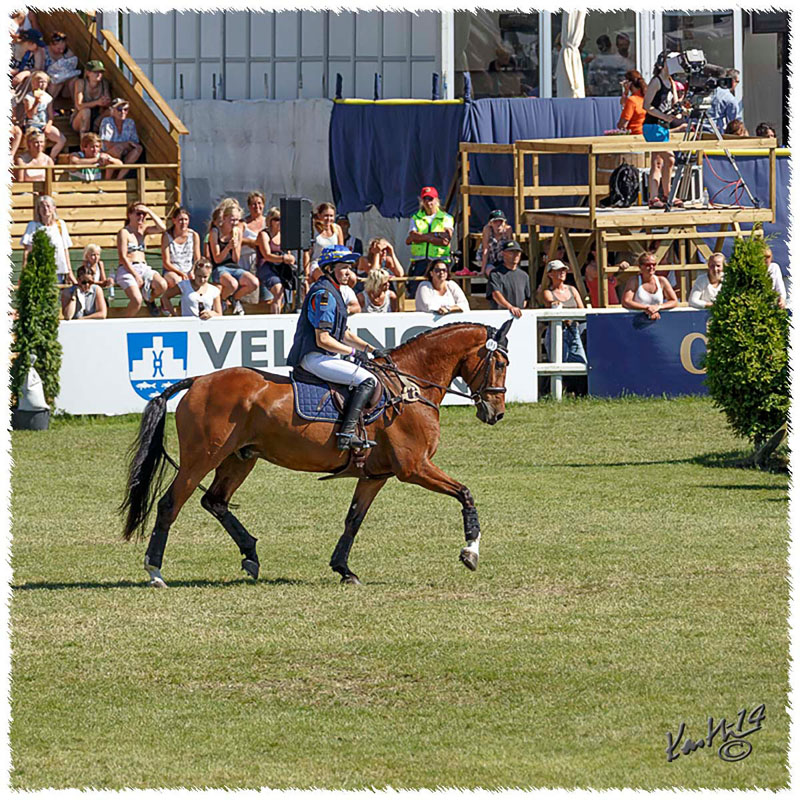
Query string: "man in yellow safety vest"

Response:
xmin=405 ymin=185 xmax=454 ymax=298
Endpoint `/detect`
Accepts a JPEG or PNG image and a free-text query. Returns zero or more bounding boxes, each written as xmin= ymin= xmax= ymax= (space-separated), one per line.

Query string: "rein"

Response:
xmin=367 ymin=338 xmax=508 ymax=407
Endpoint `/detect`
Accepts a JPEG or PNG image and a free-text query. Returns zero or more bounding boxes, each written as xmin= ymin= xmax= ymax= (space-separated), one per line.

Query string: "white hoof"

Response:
xmin=459 ymin=539 xmax=480 ymax=571
xmin=144 ymin=556 xmax=168 ymax=588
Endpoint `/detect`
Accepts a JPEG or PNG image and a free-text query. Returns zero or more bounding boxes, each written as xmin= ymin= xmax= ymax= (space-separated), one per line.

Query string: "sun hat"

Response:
xmin=547 ymin=259 xmax=569 ymax=271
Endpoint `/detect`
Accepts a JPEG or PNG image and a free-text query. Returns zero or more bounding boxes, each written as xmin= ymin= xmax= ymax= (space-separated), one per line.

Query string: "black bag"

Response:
xmin=600 ymin=162 xmax=640 ymax=208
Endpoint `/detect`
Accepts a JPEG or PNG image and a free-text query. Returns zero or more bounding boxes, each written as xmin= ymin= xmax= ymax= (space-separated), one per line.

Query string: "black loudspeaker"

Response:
xmin=280 ymin=196 xmax=313 ymax=251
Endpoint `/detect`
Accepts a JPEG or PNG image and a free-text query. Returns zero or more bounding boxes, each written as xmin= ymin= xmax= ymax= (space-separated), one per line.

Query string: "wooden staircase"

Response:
xmin=12 ymin=10 xmax=188 ymax=252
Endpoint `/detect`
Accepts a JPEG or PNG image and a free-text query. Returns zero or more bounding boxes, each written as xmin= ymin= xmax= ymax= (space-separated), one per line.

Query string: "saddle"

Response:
xmin=290 ymin=365 xmax=386 ymax=424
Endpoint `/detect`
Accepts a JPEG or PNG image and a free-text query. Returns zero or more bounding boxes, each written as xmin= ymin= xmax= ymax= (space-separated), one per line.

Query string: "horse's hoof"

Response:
xmin=459 ymin=548 xmax=479 ymax=571
xmin=340 ymin=574 xmax=362 ymax=586
xmin=242 ymin=558 xmax=259 ymax=580
xmin=148 ymin=575 xmax=168 ymax=588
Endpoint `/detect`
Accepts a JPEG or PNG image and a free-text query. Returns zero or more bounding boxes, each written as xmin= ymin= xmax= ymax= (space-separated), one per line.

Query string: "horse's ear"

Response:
xmin=495 ymin=318 xmax=514 ymax=347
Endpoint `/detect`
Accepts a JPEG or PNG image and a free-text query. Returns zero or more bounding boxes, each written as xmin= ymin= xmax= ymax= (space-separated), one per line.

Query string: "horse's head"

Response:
xmin=461 ymin=319 xmax=513 ymax=425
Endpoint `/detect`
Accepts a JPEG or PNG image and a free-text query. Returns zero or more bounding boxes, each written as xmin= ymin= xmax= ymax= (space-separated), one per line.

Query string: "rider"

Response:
xmin=288 ymin=245 xmax=390 ymax=451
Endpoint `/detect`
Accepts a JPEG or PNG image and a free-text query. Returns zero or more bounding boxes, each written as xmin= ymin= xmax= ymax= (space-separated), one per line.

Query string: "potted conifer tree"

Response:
xmin=11 ymin=229 xmax=63 ymax=430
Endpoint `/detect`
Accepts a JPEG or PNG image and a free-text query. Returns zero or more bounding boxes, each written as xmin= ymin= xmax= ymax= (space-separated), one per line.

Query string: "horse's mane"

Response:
xmin=390 ymin=322 xmax=495 ymax=357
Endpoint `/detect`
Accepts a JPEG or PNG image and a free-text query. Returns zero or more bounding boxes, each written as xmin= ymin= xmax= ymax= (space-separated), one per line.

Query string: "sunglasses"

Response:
xmin=432 ymin=268 xmax=448 ymax=274
xmin=79 ymin=280 xmax=92 ymax=287
xmin=134 ymin=210 xmax=146 ymax=217
xmin=51 ymin=35 xmax=66 ymax=42
xmin=114 ymin=106 xmax=130 ymax=112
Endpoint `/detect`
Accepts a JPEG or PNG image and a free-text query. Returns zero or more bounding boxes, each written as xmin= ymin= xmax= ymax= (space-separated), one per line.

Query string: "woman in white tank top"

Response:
xmin=621 ymin=252 xmax=678 ymax=320
xmin=306 ymin=201 xmax=344 ymax=286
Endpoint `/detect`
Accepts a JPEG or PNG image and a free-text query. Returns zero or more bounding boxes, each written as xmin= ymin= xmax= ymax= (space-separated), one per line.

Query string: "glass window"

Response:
xmin=551 ymin=11 xmax=636 ymax=97
xmin=663 ymin=12 xmax=734 ymax=72
xmin=455 ymin=10 xmax=539 ymax=99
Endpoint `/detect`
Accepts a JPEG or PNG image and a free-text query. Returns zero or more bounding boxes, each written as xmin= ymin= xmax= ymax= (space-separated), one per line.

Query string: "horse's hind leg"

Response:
xmin=330 ymin=477 xmax=388 ymax=585
xmin=201 ymin=454 xmax=260 ymax=580
xmin=145 ymin=467 xmax=204 ymax=588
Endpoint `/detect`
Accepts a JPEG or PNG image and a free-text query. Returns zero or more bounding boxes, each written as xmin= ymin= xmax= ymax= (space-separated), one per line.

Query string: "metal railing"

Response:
xmin=535 ymin=308 xmax=589 ymax=400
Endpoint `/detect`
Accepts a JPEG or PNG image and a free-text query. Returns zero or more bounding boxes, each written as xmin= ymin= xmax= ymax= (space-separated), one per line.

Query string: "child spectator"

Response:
xmin=71 ymin=60 xmax=112 ymax=134
xmin=14 ymin=128 xmax=53 ymax=182
xmin=62 ymin=265 xmax=107 ymax=320
xmin=21 ymin=194 xmax=74 ymax=285
xmin=80 ymin=243 xmax=113 ymax=290
xmin=161 ymin=207 xmax=201 ymax=313
xmin=207 ymin=197 xmax=259 ymax=315
xmin=255 ymin=206 xmax=294 ymax=313
xmin=69 ymin=132 xmax=123 ymax=181
xmin=43 ymin=30 xmax=80 ymax=101
xmin=164 ymin=259 xmax=222 ymax=319
xmin=415 ymin=259 xmax=469 ymax=315
xmin=23 ymin=71 xmax=66 ymax=159
xmin=688 ymin=252 xmax=725 ymax=309
xmin=359 ymin=268 xmax=398 ymax=313
xmin=99 ymin=98 xmax=143 ymax=179
xmin=11 ymin=28 xmax=46 ymax=89
xmin=478 ymin=209 xmax=513 ymax=276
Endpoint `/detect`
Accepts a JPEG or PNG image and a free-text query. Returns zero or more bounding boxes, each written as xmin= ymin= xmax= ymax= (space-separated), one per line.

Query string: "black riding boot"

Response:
xmin=337 ymin=377 xmax=377 ymax=450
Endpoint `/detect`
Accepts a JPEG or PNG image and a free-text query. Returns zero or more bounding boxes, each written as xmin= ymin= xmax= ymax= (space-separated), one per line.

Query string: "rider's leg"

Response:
xmin=299 ymin=352 xmax=377 ymax=449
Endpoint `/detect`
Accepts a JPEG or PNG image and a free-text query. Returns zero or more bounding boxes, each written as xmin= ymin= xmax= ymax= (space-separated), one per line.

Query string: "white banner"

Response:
xmin=56 ymin=311 xmax=539 ymax=416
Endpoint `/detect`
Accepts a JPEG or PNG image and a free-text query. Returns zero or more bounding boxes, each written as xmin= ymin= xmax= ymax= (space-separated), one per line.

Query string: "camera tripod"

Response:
xmin=665 ymin=107 xmax=759 ymax=211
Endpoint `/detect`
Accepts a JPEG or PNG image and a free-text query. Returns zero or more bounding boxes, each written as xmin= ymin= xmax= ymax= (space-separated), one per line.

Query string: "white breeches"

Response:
xmin=300 ymin=351 xmax=373 ymax=388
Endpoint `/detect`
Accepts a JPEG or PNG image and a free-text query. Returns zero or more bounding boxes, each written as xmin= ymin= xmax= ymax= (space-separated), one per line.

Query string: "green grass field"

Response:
xmin=10 ymin=397 xmax=789 ymax=789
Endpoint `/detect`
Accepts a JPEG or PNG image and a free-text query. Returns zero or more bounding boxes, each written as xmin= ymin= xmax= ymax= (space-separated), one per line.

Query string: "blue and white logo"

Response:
xmin=127 ymin=331 xmax=188 ymax=400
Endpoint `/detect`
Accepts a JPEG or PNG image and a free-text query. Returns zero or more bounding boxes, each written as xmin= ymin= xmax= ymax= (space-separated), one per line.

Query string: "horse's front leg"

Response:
xmin=397 ymin=460 xmax=481 ymax=571
xmin=330 ymin=477 xmax=388 ymax=585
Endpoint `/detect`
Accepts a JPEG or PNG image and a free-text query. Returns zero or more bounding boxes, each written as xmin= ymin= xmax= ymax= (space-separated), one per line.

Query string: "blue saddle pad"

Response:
xmin=291 ymin=373 xmax=387 ymax=424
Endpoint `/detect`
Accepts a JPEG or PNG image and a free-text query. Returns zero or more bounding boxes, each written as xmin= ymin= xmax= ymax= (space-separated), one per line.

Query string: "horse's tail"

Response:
xmin=120 ymin=377 xmax=196 ymax=542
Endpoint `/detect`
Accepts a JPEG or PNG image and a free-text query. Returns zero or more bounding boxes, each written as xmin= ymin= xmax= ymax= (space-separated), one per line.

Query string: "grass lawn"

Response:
xmin=9 ymin=396 xmax=789 ymax=789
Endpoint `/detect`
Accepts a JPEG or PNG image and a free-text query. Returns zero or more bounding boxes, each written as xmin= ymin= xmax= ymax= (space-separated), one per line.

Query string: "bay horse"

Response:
xmin=121 ymin=319 xmax=513 ymax=587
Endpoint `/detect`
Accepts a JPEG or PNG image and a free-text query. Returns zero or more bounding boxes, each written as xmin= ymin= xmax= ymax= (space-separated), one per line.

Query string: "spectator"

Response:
xmin=755 ymin=122 xmax=777 ymax=139
xmin=115 ymin=202 xmax=168 ymax=317
xmin=478 ymin=209 xmax=513 ymax=276
xmin=164 ymin=258 xmax=222 ymax=320
xmin=618 ymin=70 xmax=647 ymax=135
xmin=70 ymin=60 xmax=111 ymax=134
xmin=11 ymin=28 xmax=45 ymax=89
xmin=14 ymin=128 xmax=53 ymax=182
xmin=688 ymin=252 xmax=725 ymax=309
xmin=68 ymin=132 xmax=123 ymax=181
xmin=415 ymin=259 xmax=469 ymax=315
xmin=356 ymin=237 xmax=404 ymax=280
xmin=584 ymin=249 xmax=619 ymax=306
xmin=488 ymin=240 xmax=530 ymax=318
xmin=724 ymin=118 xmax=748 ymax=137
xmin=22 ymin=71 xmax=66 ymax=158
xmin=79 ymin=243 xmax=113 ymax=291
xmin=161 ymin=206 xmax=201 ymax=313
xmin=587 ymin=34 xmax=624 ymax=97
xmin=10 ymin=123 xmax=23 ymax=161
xmin=642 ymin=53 xmax=682 ymax=208
xmin=764 ymin=246 xmax=787 ymax=309
xmin=542 ymin=259 xmax=587 ymax=364
xmin=337 ymin=213 xmax=363 ymax=254
xmin=307 ymin=202 xmax=344 ymax=281
xmin=406 ymin=186 xmax=454 ymax=298
xmin=615 ymin=33 xmax=634 ymax=70
xmin=43 ymin=30 xmax=81 ymax=101
xmin=61 ymin=265 xmax=107 ymax=320
xmin=708 ymin=69 xmax=742 ymax=135
xmin=21 ymin=194 xmax=74 ymax=285
xmin=207 ymin=198 xmax=259 ymax=315
xmin=99 ymin=98 xmax=143 ymax=179
xmin=359 ymin=267 xmax=398 ymax=313
xmin=239 ymin=190 xmax=267 ymax=274
xmin=621 ymin=251 xmax=678 ymax=320
xmin=256 ymin=206 xmax=294 ymax=314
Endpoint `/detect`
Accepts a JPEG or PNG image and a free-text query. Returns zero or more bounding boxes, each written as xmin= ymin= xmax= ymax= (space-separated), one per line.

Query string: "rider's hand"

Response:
xmin=352 ymin=349 xmax=371 ymax=365
xmin=371 ymin=347 xmax=391 ymax=359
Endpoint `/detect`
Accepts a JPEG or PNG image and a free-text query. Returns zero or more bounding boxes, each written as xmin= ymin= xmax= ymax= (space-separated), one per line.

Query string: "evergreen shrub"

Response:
xmin=10 ymin=229 xmax=63 ymax=407
xmin=704 ymin=236 xmax=789 ymax=448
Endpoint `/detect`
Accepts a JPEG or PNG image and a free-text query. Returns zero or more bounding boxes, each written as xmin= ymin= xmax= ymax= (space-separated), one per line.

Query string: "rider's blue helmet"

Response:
xmin=318 ymin=245 xmax=360 ymax=273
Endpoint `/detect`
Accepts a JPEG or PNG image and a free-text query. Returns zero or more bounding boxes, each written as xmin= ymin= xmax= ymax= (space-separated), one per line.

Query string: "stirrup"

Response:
xmin=337 ymin=432 xmax=376 ymax=451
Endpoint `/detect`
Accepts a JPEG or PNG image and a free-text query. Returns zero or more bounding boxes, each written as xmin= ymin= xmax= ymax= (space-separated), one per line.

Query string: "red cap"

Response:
xmin=420 ymin=186 xmax=439 ymax=199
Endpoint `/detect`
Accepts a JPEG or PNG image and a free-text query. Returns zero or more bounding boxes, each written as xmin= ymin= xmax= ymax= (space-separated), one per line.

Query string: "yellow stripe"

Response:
xmin=335 ymin=99 xmax=464 ymax=105
xmin=704 ymin=148 xmax=790 ymax=157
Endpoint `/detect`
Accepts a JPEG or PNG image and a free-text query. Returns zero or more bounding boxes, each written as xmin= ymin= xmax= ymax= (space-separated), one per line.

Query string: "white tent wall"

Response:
xmin=171 ymin=98 xmax=415 ymax=267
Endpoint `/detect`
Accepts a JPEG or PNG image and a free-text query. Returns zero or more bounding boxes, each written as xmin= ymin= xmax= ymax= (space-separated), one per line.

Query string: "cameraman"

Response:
xmin=708 ymin=68 xmax=742 ymax=136
xmin=642 ymin=52 xmax=683 ymax=208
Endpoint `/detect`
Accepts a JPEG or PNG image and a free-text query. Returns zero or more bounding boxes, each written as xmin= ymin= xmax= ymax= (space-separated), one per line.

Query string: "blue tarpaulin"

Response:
xmin=329 ymin=102 xmax=465 ymax=219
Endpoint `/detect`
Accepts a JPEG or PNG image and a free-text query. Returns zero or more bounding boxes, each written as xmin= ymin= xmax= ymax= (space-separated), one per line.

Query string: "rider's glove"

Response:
xmin=352 ymin=349 xmax=371 ymax=365
xmin=371 ymin=347 xmax=391 ymax=359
